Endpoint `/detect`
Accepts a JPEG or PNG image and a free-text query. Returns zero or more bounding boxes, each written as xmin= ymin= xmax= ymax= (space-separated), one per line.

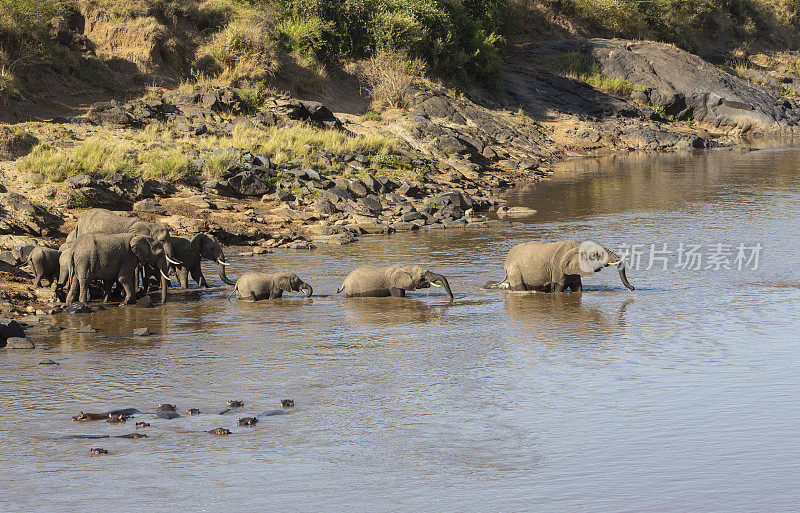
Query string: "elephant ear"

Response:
xmin=390 ymin=268 xmax=415 ymax=290
xmin=559 ymin=247 xmax=585 ymax=276
xmin=130 ymin=236 xmax=152 ymax=266
xmin=275 ymin=273 xmax=294 ymax=291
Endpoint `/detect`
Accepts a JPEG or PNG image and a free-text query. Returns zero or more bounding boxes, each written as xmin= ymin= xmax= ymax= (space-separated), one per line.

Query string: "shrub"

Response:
xmin=358 ymin=49 xmax=424 ymax=109
xmin=16 ymin=141 xmax=134 ymax=181
xmin=17 ymin=144 xmax=76 ymax=181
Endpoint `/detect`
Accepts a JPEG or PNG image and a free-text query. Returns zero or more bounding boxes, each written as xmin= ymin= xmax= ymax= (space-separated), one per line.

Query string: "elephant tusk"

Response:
xmin=217 ymin=259 xmax=230 ymax=266
xmin=160 ymin=270 xmax=170 ymax=280
xmin=166 ymin=256 xmax=182 ymax=266
xmin=608 ymin=254 xmax=627 ymax=266
xmin=430 ymin=282 xmax=442 ymax=287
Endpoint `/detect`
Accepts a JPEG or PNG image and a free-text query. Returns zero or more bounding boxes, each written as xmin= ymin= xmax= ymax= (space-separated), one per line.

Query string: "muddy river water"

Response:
xmin=2 ymin=148 xmax=799 ymax=512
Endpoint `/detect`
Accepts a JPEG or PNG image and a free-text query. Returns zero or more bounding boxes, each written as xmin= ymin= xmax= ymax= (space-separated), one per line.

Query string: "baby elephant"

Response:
xmin=229 ymin=272 xmax=313 ymax=300
xmin=338 ymin=264 xmax=453 ymax=300
xmin=27 ymin=246 xmax=60 ymax=288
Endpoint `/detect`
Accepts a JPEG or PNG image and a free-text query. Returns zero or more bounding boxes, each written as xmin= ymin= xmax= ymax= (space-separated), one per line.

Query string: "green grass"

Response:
xmin=139 ymin=148 xmax=191 ymax=181
xmin=17 ymin=141 xmax=133 ymax=181
xmin=545 ymin=51 xmax=636 ymax=97
xmin=203 ymin=149 xmax=239 ymax=179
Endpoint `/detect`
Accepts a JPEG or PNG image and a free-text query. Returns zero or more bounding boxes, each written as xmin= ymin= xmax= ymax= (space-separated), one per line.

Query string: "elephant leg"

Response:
xmin=191 ymin=264 xmax=206 ymax=289
xmin=178 ymin=267 xmax=190 ymax=289
xmin=249 ymin=291 xmax=257 ymax=301
xmin=66 ymin=277 xmax=79 ymax=305
xmin=102 ymin=280 xmax=115 ymax=302
xmin=77 ymin=275 xmax=89 ymax=304
xmin=568 ymin=276 xmax=583 ymax=292
xmin=120 ymin=275 xmax=135 ymax=304
xmin=389 ymin=288 xmax=406 ymax=297
xmin=33 ymin=269 xmax=42 ymax=288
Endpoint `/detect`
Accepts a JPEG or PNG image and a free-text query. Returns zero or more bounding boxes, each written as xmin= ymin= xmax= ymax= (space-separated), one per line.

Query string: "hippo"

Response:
xmin=208 ymin=428 xmax=231 ymax=435
xmin=281 ymin=399 xmax=294 ymax=408
xmin=227 ymin=400 xmax=244 ymax=407
xmin=118 ymin=433 xmax=147 ymax=439
xmin=71 ymin=408 xmax=140 ymax=422
xmin=107 ymin=414 xmax=129 ymax=423
xmin=237 ymin=417 xmax=258 ymax=426
xmin=90 ymin=448 xmax=108 ymax=455
xmin=186 ymin=408 xmax=200 ymax=415
xmin=135 ymin=422 xmax=150 ymax=429
xmin=156 ymin=404 xmax=180 ymax=419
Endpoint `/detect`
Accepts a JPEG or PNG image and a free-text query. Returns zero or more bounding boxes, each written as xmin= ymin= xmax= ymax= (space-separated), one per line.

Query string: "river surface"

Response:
xmin=2 ymin=148 xmax=799 ymax=512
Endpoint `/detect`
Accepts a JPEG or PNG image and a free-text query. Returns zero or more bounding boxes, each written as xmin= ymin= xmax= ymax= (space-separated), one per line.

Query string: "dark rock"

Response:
xmin=65 ymin=174 xmax=93 ymax=188
xmin=66 ymin=302 xmax=92 ymax=314
xmin=136 ymin=295 xmax=153 ymax=308
xmin=133 ymin=327 xmax=150 ymax=337
xmin=401 ymin=211 xmax=424 ymax=222
xmin=396 ymin=182 xmax=421 ymax=198
xmin=134 ymin=198 xmax=165 ymax=213
xmin=314 ymin=198 xmax=338 ymax=215
xmin=348 ymin=180 xmax=369 ymax=197
xmin=39 ymin=359 xmax=58 ymax=365
xmin=135 ymin=178 xmax=164 ymax=199
xmin=194 ymin=124 xmax=208 ymax=136
xmin=326 ymin=187 xmax=352 ymax=203
xmin=227 ymin=171 xmax=272 ymax=196
xmin=0 ymin=320 xmax=25 ymax=342
xmin=356 ymin=195 xmax=383 ymax=215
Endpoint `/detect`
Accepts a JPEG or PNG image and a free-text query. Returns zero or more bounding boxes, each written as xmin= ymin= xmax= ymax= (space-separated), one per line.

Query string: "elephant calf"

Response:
xmin=26 ymin=246 xmax=60 ymax=288
xmin=229 ymin=272 xmax=313 ymax=300
xmin=487 ymin=240 xmax=635 ymax=292
xmin=338 ymin=264 xmax=453 ymax=300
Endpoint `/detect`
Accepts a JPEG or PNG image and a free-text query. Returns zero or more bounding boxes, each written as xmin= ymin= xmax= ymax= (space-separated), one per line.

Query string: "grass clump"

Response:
xmin=203 ymin=149 xmax=239 ymax=179
xmin=139 ymin=148 xmax=191 ymax=181
xmin=547 ymin=51 xmax=636 ymax=97
xmin=17 ymin=141 xmax=134 ymax=181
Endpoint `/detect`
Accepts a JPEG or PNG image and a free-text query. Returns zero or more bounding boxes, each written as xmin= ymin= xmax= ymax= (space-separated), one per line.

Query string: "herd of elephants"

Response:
xmin=18 ymin=208 xmax=636 ymax=308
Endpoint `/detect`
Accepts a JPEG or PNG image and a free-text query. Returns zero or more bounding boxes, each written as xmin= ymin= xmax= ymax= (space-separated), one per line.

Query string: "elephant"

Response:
xmin=56 ymin=242 xmax=74 ymax=301
xmin=74 ymin=208 xmax=180 ymax=264
xmin=337 ymin=264 xmax=454 ymax=300
xmin=10 ymin=245 xmax=36 ymax=266
xmin=486 ymin=240 xmax=635 ymax=293
xmin=66 ymin=233 xmax=170 ymax=306
xmin=26 ymin=246 xmax=60 ymax=288
xmin=168 ymin=233 xmax=234 ymax=288
xmin=229 ymin=271 xmax=313 ymax=300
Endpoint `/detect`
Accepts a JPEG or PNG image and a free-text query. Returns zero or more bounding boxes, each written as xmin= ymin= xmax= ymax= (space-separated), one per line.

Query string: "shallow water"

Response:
xmin=2 ymin=148 xmax=800 ymax=512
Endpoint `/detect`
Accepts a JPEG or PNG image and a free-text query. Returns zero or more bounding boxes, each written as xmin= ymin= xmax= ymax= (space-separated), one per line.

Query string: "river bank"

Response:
xmin=4 ymin=33 xmax=800 ymax=323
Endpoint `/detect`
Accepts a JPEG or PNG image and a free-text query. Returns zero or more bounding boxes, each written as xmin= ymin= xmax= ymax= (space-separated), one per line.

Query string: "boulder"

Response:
xmin=133 ymin=327 xmax=150 ymax=337
xmin=227 ymin=171 xmax=272 ymax=197
xmin=0 ymin=320 xmax=25 ymax=342
xmin=134 ymin=198 xmax=165 ymax=214
xmin=313 ymin=198 xmax=338 ymax=215
xmin=326 ymin=187 xmax=352 ymax=203
xmin=4 ymin=337 xmax=34 ymax=349
xmin=66 ymin=302 xmax=92 ymax=314
xmin=66 ymin=174 xmax=95 ymax=188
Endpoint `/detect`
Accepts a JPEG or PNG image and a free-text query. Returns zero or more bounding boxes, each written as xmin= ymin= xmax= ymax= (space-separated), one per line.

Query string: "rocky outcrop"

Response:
xmin=0 ymin=193 xmax=63 ymax=236
xmin=537 ymin=39 xmax=800 ymax=135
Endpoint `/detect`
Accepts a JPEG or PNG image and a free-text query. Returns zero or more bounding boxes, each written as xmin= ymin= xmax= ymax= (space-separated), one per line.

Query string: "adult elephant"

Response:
xmin=229 ymin=271 xmax=312 ymax=300
xmin=337 ymin=264 xmax=453 ymax=300
xmin=487 ymin=240 xmax=635 ymax=292
xmin=168 ymin=233 xmax=234 ymax=288
xmin=75 ymin=208 xmax=180 ymax=264
xmin=66 ymin=234 xmax=170 ymax=305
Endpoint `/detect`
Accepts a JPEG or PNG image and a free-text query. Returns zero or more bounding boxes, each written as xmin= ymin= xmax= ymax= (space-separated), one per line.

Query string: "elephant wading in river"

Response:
xmin=486 ymin=240 xmax=635 ymax=292
xmin=67 ymin=234 xmax=171 ymax=305
xmin=229 ymin=272 xmax=312 ymax=300
xmin=337 ymin=265 xmax=454 ymax=300
xmin=168 ymin=233 xmax=234 ymax=288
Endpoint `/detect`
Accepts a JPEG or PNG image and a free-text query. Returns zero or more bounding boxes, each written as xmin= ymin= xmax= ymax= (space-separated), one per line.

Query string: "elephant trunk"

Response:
xmin=617 ymin=263 xmax=635 ymax=291
xmin=217 ymin=254 xmax=235 ymax=286
xmin=425 ymin=271 xmax=453 ymax=301
xmin=160 ymin=273 xmax=168 ymax=303
xmin=300 ymin=282 xmax=313 ymax=297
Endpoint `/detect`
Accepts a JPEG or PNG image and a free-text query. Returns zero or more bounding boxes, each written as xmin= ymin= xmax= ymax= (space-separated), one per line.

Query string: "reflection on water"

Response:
xmin=2 ymin=149 xmax=800 ymax=512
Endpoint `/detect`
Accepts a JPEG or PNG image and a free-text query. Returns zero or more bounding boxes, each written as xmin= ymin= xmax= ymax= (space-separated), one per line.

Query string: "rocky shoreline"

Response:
xmin=5 ymin=35 xmax=800 ymax=331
